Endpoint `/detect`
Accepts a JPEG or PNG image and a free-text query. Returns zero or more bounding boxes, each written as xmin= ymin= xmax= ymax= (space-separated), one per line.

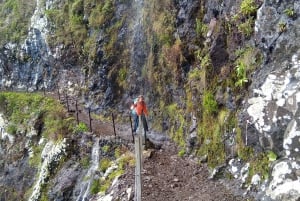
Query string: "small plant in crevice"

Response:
xmin=234 ymin=46 xmax=262 ymax=88
xmin=278 ymin=22 xmax=287 ymax=33
xmin=99 ymin=158 xmax=112 ymax=173
xmin=240 ymin=0 xmax=258 ymax=17
xmin=238 ymin=17 xmax=255 ymax=38
xmin=235 ymin=62 xmax=248 ymax=87
xmin=73 ymin=122 xmax=89 ymax=134
xmin=195 ymin=18 xmax=208 ymax=37
xmin=284 ymin=8 xmax=296 ymax=18
xmin=202 ymin=90 xmax=218 ymax=115
xmin=247 ymin=152 xmax=270 ymax=184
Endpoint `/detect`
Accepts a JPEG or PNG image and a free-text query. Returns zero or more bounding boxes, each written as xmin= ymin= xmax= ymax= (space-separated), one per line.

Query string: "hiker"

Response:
xmin=130 ymin=98 xmax=138 ymax=130
xmin=133 ymin=95 xmax=148 ymax=134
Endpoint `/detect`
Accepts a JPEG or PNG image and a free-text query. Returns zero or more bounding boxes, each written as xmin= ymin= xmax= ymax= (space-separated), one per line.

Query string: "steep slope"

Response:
xmin=0 ymin=0 xmax=300 ymax=200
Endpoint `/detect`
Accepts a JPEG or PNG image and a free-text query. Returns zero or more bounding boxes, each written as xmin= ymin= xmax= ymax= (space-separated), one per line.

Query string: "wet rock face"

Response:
xmin=242 ymin=0 xmax=300 ymax=200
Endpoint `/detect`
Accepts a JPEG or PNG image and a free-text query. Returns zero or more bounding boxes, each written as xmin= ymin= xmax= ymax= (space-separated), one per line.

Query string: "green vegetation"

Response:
xmin=238 ymin=17 xmax=255 ymax=38
xmin=248 ymin=152 xmax=270 ymax=183
xmin=99 ymin=158 xmax=111 ymax=172
xmin=234 ymin=46 xmax=262 ymax=88
xmin=195 ymin=18 xmax=208 ymax=37
xmin=0 ymin=92 xmax=74 ymax=140
xmin=73 ymin=122 xmax=89 ymax=133
xmin=202 ymin=90 xmax=218 ymax=115
xmin=284 ymin=8 xmax=295 ymax=18
xmin=278 ymin=22 xmax=287 ymax=33
xmin=91 ymin=150 xmax=134 ymax=195
xmin=240 ymin=0 xmax=258 ymax=16
xmin=0 ymin=0 xmax=36 ymax=45
xmin=80 ymin=156 xmax=90 ymax=169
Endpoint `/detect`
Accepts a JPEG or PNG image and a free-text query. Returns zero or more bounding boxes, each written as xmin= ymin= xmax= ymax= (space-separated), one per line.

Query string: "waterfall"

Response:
xmin=129 ymin=0 xmax=147 ymax=94
xmin=76 ymin=137 xmax=100 ymax=201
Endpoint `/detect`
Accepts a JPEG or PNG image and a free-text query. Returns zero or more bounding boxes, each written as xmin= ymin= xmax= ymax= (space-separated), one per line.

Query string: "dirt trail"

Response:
xmin=119 ymin=136 xmax=252 ymax=201
xmin=49 ymin=92 xmax=253 ymax=201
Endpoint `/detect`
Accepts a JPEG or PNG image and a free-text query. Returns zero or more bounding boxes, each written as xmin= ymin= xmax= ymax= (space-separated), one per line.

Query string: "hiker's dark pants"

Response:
xmin=133 ymin=114 xmax=148 ymax=133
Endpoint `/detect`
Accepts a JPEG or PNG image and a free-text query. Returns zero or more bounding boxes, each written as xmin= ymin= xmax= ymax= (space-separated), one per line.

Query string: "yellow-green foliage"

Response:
xmin=240 ymin=0 xmax=258 ymax=16
xmin=0 ymin=0 xmax=36 ymax=45
xmin=92 ymin=151 xmax=134 ymax=195
xmin=73 ymin=122 xmax=89 ymax=134
xmin=150 ymin=2 xmax=175 ymax=46
xmin=238 ymin=17 xmax=255 ymax=37
xmin=197 ymin=114 xmax=225 ymax=168
xmin=165 ymin=103 xmax=186 ymax=148
xmin=235 ymin=127 xmax=270 ymax=184
xmin=99 ymin=158 xmax=112 ymax=172
xmin=248 ymin=152 xmax=270 ymax=183
xmin=171 ymin=113 xmax=185 ymax=148
xmin=284 ymin=8 xmax=295 ymax=18
xmin=29 ymin=145 xmax=43 ymax=167
xmin=195 ymin=18 xmax=208 ymax=37
xmin=234 ymin=46 xmax=262 ymax=88
xmin=202 ymin=90 xmax=218 ymax=115
xmin=80 ymin=156 xmax=90 ymax=169
xmin=235 ymin=127 xmax=254 ymax=161
xmin=0 ymin=92 xmax=75 ymax=141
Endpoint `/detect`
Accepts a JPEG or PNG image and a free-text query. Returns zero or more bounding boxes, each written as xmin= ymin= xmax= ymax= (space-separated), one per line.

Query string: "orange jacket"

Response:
xmin=135 ymin=101 xmax=148 ymax=116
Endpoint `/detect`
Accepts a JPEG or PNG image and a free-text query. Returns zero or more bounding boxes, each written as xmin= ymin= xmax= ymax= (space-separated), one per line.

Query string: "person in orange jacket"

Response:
xmin=133 ymin=95 xmax=148 ymax=134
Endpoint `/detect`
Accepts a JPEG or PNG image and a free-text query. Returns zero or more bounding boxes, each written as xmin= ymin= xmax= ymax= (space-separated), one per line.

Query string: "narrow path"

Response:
xmin=47 ymin=91 xmax=253 ymax=201
xmin=120 ymin=140 xmax=253 ymax=201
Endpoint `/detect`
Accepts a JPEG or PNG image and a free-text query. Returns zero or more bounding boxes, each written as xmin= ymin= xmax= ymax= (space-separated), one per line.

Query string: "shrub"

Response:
xmin=73 ymin=122 xmax=89 ymax=134
xmin=90 ymin=179 xmax=100 ymax=194
xmin=284 ymin=8 xmax=295 ymax=18
xmin=240 ymin=0 xmax=258 ymax=16
xmin=202 ymin=91 xmax=218 ymax=115
xmin=99 ymin=158 xmax=111 ymax=172
xmin=238 ymin=17 xmax=254 ymax=37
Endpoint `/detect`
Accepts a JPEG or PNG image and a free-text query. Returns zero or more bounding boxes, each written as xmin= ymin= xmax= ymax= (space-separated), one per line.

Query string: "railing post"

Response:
xmin=112 ymin=113 xmax=116 ymax=139
xmin=88 ymin=108 xmax=92 ymax=132
xmin=130 ymin=115 xmax=134 ymax=143
xmin=65 ymin=92 xmax=69 ymax=112
xmin=75 ymin=99 xmax=79 ymax=124
xmin=57 ymin=88 xmax=61 ymax=101
xmin=134 ymin=116 xmax=143 ymax=201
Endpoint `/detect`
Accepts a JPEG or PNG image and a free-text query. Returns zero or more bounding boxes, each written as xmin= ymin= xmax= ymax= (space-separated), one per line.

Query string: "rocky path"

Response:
xmin=50 ymin=92 xmax=253 ymax=201
xmin=117 ymin=130 xmax=253 ymax=201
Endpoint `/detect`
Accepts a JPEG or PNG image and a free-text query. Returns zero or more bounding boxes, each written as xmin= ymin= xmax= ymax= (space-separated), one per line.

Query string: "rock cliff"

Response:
xmin=0 ymin=0 xmax=300 ymax=200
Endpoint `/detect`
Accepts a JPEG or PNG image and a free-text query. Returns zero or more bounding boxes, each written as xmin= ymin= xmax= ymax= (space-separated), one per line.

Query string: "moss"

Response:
xmin=238 ymin=17 xmax=255 ymax=38
xmin=202 ymin=90 xmax=218 ymax=115
xmin=73 ymin=122 xmax=89 ymax=134
xmin=80 ymin=156 xmax=90 ymax=169
xmin=248 ymin=152 xmax=270 ymax=183
xmin=195 ymin=18 xmax=208 ymax=37
xmin=178 ymin=149 xmax=185 ymax=157
xmin=0 ymin=0 xmax=36 ymax=45
xmin=240 ymin=0 xmax=258 ymax=17
xmin=94 ymin=151 xmax=133 ymax=195
xmin=29 ymin=145 xmax=43 ymax=167
xmin=234 ymin=46 xmax=262 ymax=88
xmin=99 ymin=158 xmax=112 ymax=173
xmin=90 ymin=179 xmax=101 ymax=194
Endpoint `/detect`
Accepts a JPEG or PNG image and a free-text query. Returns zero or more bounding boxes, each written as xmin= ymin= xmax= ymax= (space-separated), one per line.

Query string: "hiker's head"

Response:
xmin=138 ymin=95 xmax=144 ymax=101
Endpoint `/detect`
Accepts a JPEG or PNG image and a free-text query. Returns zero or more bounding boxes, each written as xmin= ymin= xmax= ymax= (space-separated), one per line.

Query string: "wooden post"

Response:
xmin=134 ymin=130 xmax=142 ymax=201
xmin=57 ymin=88 xmax=61 ymax=101
xmin=65 ymin=92 xmax=70 ymax=112
xmin=112 ymin=113 xmax=116 ymax=138
xmin=88 ymin=108 xmax=92 ymax=132
xmin=75 ymin=100 xmax=79 ymax=124
xmin=130 ymin=115 xmax=134 ymax=143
